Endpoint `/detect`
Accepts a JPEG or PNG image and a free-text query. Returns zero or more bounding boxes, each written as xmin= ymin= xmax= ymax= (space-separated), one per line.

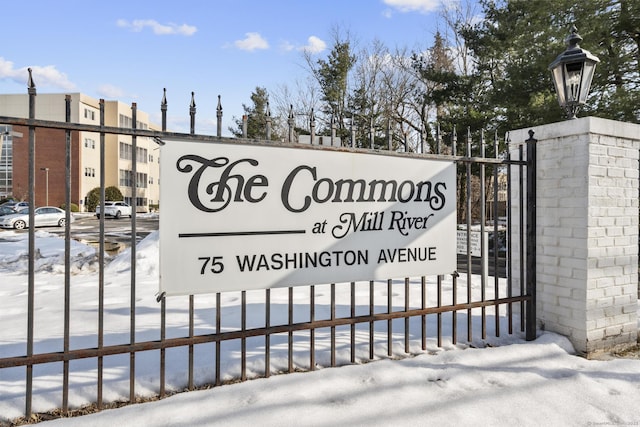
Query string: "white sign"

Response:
xmin=456 ymin=230 xmax=483 ymax=257
xmin=159 ymin=140 xmax=456 ymax=296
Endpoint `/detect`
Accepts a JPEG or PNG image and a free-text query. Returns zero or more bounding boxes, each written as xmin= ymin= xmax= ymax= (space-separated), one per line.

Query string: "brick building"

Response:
xmin=0 ymin=93 xmax=160 ymax=212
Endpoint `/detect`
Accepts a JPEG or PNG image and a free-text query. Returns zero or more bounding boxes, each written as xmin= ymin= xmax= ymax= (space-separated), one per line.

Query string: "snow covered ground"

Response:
xmin=0 ymin=229 xmax=639 ymax=426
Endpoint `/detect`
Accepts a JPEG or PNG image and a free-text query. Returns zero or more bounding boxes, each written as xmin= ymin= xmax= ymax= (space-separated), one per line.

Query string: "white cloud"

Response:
xmin=278 ymin=36 xmax=326 ymax=54
xmin=116 ymin=19 xmax=197 ymax=36
xmin=0 ymin=57 xmax=76 ymax=90
xmin=300 ymin=36 xmax=327 ymax=54
xmin=97 ymin=84 xmax=126 ymax=99
xmin=280 ymin=40 xmax=296 ymax=52
xmin=234 ymin=32 xmax=269 ymax=51
xmin=382 ymin=0 xmax=441 ymax=14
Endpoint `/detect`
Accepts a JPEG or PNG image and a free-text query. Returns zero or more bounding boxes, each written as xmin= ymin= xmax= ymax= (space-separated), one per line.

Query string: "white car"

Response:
xmin=0 ymin=206 xmax=73 ymax=230
xmin=95 ymin=201 xmax=132 ymax=219
xmin=0 ymin=200 xmax=29 ymax=211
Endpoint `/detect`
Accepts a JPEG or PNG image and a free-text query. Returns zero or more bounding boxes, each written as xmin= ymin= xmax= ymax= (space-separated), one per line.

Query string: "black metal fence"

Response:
xmin=0 ymin=75 xmax=535 ymax=424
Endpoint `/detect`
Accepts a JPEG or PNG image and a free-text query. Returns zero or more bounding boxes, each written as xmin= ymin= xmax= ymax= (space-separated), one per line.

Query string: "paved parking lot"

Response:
xmin=0 ymin=212 xmax=159 ymax=253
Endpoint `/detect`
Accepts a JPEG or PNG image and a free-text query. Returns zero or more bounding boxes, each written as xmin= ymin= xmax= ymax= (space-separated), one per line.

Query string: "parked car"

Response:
xmin=0 ymin=200 xmax=28 ymax=211
xmin=95 ymin=201 xmax=132 ymax=219
xmin=12 ymin=201 xmax=29 ymax=211
xmin=0 ymin=206 xmax=16 ymax=216
xmin=0 ymin=206 xmax=73 ymax=229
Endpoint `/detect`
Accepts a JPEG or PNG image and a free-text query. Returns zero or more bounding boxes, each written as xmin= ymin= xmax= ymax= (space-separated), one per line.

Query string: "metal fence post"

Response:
xmin=330 ymin=114 xmax=336 ymax=146
xmin=159 ymin=90 xmax=168 ymax=398
xmin=98 ymin=98 xmax=106 ymax=409
xmin=130 ymin=102 xmax=138 ymax=402
xmin=242 ymin=115 xmax=248 ymax=138
xmin=161 ymin=89 xmax=167 ymax=132
xmin=26 ymin=67 xmax=36 ymax=419
xmin=62 ymin=94 xmax=72 ymax=414
xmin=387 ymin=119 xmax=392 ymax=151
xmin=525 ymin=130 xmax=537 ymax=341
xmin=216 ymin=95 xmax=223 ymax=138
xmin=265 ymin=101 xmax=271 ymax=141
xmin=310 ymin=108 xmax=315 ymax=145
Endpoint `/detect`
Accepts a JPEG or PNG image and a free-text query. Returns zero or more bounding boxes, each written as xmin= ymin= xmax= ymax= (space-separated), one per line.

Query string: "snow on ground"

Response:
xmin=0 ymin=230 xmax=639 ymax=426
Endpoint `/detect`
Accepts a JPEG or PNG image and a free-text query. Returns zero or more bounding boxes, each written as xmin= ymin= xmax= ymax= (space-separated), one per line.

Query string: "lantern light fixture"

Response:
xmin=549 ymin=25 xmax=600 ymax=119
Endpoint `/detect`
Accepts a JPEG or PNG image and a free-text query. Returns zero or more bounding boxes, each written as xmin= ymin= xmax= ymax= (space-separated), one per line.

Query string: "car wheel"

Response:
xmin=115 ymin=210 xmax=121 ymax=219
xmin=14 ymin=220 xmax=26 ymax=230
xmin=58 ymin=218 xmax=66 ymax=227
xmin=96 ymin=214 xmax=100 ymax=219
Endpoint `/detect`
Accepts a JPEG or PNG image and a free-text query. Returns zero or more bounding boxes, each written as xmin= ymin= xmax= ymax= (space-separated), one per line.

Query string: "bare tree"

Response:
xmin=270 ymin=77 xmax=322 ymax=141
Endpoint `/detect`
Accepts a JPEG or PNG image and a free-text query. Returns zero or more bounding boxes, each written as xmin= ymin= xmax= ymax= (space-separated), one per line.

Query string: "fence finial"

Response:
xmin=27 ymin=68 xmax=36 ymax=94
xmin=216 ymin=95 xmax=223 ymax=138
xmin=161 ymin=88 xmax=167 ymax=132
xmin=190 ymin=92 xmax=196 ymax=135
xmin=288 ymin=104 xmax=295 ymax=143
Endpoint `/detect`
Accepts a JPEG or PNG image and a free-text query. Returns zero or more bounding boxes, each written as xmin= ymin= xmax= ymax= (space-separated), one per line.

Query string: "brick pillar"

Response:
xmin=510 ymin=117 xmax=639 ymax=357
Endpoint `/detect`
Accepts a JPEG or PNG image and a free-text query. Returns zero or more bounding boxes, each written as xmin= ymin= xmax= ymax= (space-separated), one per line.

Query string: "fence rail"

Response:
xmin=0 ymin=77 xmax=534 ymax=424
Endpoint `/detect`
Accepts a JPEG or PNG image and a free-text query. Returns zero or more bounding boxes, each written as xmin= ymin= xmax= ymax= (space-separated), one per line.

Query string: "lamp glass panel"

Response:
xmin=578 ymin=61 xmax=597 ymax=103
xmin=551 ymin=65 xmax=566 ymax=105
xmin=564 ymin=61 xmax=583 ymax=104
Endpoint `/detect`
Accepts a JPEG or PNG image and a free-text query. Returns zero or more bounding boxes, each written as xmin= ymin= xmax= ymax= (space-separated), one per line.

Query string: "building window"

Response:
xmin=119 ymin=169 xmax=133 ymax=187
xmin=84 ymin=167 xmax=95 ymax=177
xmin=84 ymin=108 xmax=95 ymax=120
xmin=119 ymin=142 xmax=132 ymax=160
xmin=149 ymin=176 xmax=154 ymax=185
xmin=118 ymin=115 xmax=149 ymax=130
xmin=149 ymin=154 xmax=153 ymax=163
xmin=136 ymin=172 xmax=148 ymax=188
xmin=119 ymin=114 xmax=132 ymax=128
xmin=123 ymin=197 xmax=147 ymax=207
xmin=119 ymin=170 xmax=147 ymax=188
xmin=119 ymin=142 xmax=148 ymax=163
xmin=137 ymin=147 xmax=148 ymax=163
xmin=84 ymin=138 xmax=95 ymax=149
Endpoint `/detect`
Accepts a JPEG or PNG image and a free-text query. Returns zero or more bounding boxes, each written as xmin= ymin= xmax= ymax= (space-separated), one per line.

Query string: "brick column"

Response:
xmin=510 ymin=117 xmax=639 ymax=357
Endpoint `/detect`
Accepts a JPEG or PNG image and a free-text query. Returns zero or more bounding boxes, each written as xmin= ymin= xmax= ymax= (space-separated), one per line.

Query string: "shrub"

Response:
xmin=60 ymin=203 xmax=79 ymax=212
xmin=85 ymin=186 xmax=124 ymax=212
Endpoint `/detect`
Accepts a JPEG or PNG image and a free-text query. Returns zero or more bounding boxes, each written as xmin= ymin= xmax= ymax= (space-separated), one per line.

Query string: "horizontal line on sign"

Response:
xmin=178 ymin=230 xmax=307 ymax=238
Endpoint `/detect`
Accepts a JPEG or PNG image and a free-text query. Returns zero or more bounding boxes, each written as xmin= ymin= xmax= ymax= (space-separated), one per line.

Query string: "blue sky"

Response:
xmin=0 ymin=0 xmax=471 ymax=136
